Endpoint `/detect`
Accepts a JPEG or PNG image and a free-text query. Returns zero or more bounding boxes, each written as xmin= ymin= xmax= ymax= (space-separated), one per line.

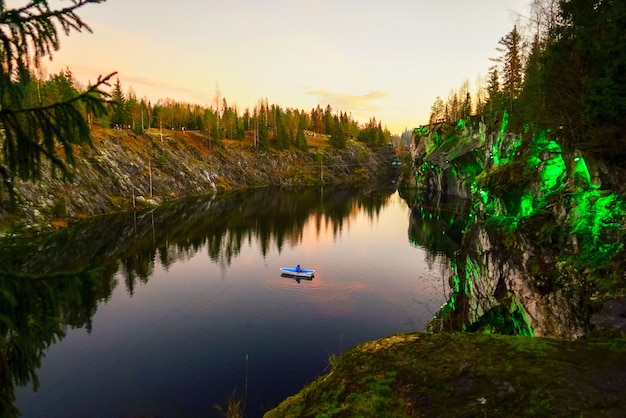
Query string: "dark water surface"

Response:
xmin=6 ymin=187 xmax=451 ymax=418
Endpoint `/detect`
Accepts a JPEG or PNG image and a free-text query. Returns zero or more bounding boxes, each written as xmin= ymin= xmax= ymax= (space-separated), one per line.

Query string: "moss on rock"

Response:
xmin=265 ymin=332 xmax=626 ymax=418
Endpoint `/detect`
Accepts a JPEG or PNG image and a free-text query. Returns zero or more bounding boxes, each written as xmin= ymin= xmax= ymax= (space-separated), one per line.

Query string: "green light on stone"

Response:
xmin=525 ymin=133 xmax=566 ymax=194
xmin=447 ymin=296 xmax=455 ymax=311
xmin=510 ymin=298 xmax=535 ymax=337
xmin=570 ymin=189 xmax=626 ymax=266
xmin=572 ymin=156 xmax=598 ymax=190
xmin=500 ymin=110 xmax=509 ymax=135
xmin=528 ymin=156 xmax=542 ymax=168
xmin=528 ymin=130 xmax=548 ymax=169
xmin=546 ymin=140 xmax=562 ymax=153
xmin=506 ymin=137 xmax=522 ymax=164
xmin=520 ymin=190 xmax=534 ymax=217
xmin=491 ymin=144 xmax=501 ymax=166
xmin=470 ymin=180 xmax=478 ymax=195
xmin=539 ymin=148 xmax=566 ymax=193
xmin=491 ymin=111 xmax=509 ymax=166
xmin=479 ymin=189 xmax=489 ymax=204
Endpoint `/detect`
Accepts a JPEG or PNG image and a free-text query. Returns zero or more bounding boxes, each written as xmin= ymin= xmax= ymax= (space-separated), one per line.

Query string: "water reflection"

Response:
xmin=0 ymin=268 xmax=107 ymax=418
xmin=401 ymin=189 xmax=471 ymax=258
xmin=4 ymin=187 xmax=392 ymax=286
xmin=2 ymin=185 xmax=434 ymax=418
xmin=281 ymin=273 xmax=314 ymax=284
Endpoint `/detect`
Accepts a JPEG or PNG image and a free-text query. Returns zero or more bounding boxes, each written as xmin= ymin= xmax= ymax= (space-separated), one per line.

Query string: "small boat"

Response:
xmin=280 ymin=265 xmax=315 ymax=278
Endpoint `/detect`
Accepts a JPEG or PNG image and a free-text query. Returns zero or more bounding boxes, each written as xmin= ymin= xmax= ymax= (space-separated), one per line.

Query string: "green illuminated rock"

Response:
xmin=409 ymin=115 xmax=626 ymax=338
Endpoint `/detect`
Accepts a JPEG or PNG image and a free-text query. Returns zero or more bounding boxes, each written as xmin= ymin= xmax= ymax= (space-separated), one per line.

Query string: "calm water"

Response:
xmin=6 ymin=187 xmax=451 ymax=418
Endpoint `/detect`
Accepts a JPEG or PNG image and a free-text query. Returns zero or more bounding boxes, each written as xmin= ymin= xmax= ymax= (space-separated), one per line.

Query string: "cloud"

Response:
xmin=306 ymin=88 xmax=389 ymax=113
xmin=119 ymin=73 xmax=213 ymax=104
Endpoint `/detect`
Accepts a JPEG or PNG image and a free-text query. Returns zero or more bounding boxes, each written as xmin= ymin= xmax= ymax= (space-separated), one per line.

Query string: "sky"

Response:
xmin=11 ymin=0 xmax=532 ymax=134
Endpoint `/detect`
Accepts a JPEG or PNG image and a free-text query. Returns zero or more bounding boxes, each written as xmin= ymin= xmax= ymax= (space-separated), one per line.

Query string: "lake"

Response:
xmin=5 ymin=186 xmax=453 ymax=418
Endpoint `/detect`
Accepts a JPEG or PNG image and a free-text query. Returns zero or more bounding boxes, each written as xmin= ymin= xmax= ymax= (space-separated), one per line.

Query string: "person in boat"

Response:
xmin=296 ymin=264 xmax=301 ymax=272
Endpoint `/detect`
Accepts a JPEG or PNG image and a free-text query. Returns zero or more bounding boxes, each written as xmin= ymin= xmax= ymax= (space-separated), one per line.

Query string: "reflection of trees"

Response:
xmin=4 ymin=187 xmax=391 ymax=292
xmin=121 ymin=251 xmax=154 ymax=296
xmin=0 ymin=186 xmax=391 ymax=416
xmin=0 ymin=268 xmax=114 ymax=418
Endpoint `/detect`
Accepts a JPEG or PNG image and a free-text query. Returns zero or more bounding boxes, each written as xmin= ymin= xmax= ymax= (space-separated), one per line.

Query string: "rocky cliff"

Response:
xmin=0 ymin=127 xmax=398 ymax=233
xmin=410 ymin=117 xmax=626 ymax=338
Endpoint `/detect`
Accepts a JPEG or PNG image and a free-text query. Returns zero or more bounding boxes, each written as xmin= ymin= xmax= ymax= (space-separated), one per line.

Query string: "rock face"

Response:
xmin=0 ymin=127 xmax=398 ymax=232
xmin=410 ymin=118 xmax=626 ymax=339
xmin=411 ymin=120 xmax=487 ymax=198
xmin=452 ymin=222 xmax=590 ymax=338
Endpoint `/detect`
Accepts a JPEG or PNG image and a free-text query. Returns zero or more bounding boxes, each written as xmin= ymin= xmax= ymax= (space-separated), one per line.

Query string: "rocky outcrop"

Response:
xmin=412 ymin=117 xmax=626 ymax=339
xmin=411 ymin=120 xmax=487 ymax=198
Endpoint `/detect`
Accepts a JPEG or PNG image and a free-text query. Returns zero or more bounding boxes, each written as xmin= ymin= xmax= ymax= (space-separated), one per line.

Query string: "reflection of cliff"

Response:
xmin=412 ymin=117 xmax=626 ymax=338
xmin=0 ymin=186 xmax=395 ymax=418
xmin=401 ymin=189 xmax=471 ymax=259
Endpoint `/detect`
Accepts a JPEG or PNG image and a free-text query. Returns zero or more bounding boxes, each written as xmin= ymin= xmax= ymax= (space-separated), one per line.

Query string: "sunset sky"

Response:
xmin=17 ymin=0 xmax=531 ymax=134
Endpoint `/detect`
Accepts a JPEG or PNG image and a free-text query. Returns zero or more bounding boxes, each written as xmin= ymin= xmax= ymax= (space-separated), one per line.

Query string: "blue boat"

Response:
xmin=280 ymin=265 xmax=315 ymax=278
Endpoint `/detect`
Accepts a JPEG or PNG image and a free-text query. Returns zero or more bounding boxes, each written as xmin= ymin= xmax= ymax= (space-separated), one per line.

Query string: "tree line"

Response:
xmin=11 ymin=65 xmax=392 ymax=153
xmin=428 ymin=0 xmax=626 ymax=165
xmin=106 ymin=77 xmax=391 ymax=151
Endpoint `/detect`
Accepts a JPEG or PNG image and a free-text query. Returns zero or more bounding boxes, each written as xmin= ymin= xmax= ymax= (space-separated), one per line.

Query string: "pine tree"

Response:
xmin=516 ymin=35 xmax=546 ymax=125
xmin=498 ymin=25 xmax=524 ymax=102
xmin=447 ymin=90 xmax=460 ymax=122
xmin=258 ymin=104 xmax=269 ymax=151
xmin=462 ymin=92 xmax=472 ymax=119
xmin=274 ymin=109 xmax=289 ymax=150
xmin=127 ymin=87 xmax=142 ymax=133
xmin=483 ymin=66 xmax=503 ymax=122
xmin=295 ymin=115 xmax=308 ymax=151
xmin=329 ymin=115 xmax=346 ymax=149
xmin=323 ymin=104 xmax=333 ymax=135
xmin=109 ymin=77 xmax=126 ymax=127
xmin=310 ymin=105 xmax=324 ymax=133
xmin=429 ymin=96 xmax=445 ymax=125
xmin=539 ymin=0 xmax=626 ymax=160
xmin=0 ymin=0 xmax=113 ymax=207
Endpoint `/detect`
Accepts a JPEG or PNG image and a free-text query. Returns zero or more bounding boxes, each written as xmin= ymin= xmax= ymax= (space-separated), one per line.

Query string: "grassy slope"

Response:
xmin=265 ymin=332 xmax=626 ymax=418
